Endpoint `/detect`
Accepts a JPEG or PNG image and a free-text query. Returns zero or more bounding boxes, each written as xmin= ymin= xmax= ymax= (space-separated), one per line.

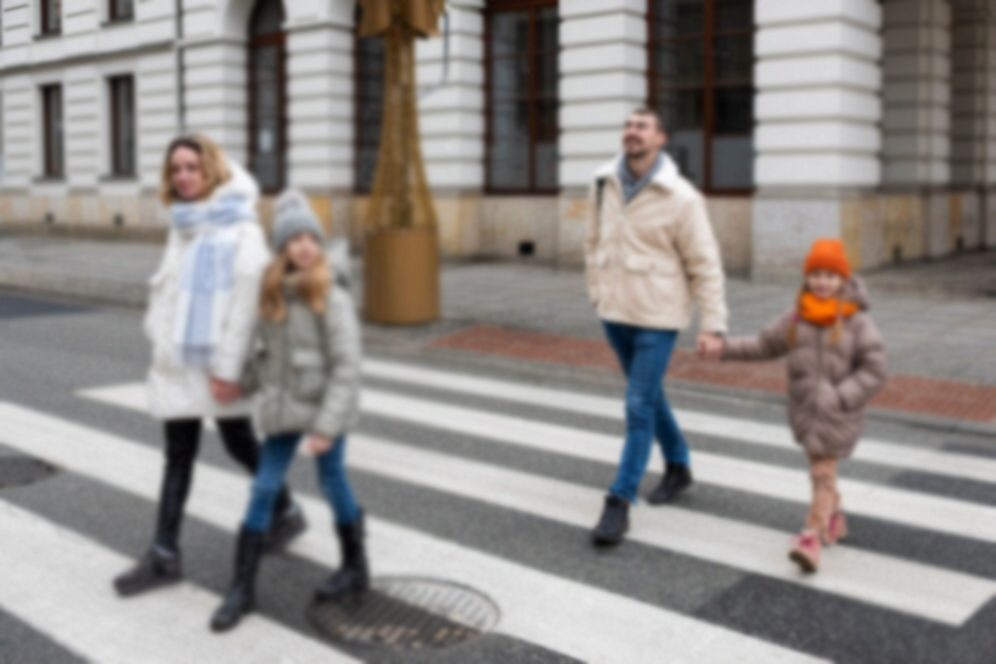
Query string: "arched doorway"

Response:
xmin=247 ymin=0 xmax=287 ymax=193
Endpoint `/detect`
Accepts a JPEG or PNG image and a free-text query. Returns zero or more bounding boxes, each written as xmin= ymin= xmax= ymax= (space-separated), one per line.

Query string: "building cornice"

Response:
xmin=0 ymin=39 xmax=174 ymax=75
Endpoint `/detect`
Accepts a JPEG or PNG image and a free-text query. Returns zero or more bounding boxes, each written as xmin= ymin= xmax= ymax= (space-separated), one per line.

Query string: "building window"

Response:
xmin=354 ymin=24 xmax=384 ymax=194
xmin=40 ymin=0 xmax=62 ymax=35
xmin=648 ymin=0 xmax=755 ymax=193
xmin=248 ymin=0 xmax=287 ymax=194
xmin=109 ymin=0 xmax=134 ymax=22
xmin=110 ymin=76 xmax=136 ymax=176
xmin=485 ymin=0 xmax=559 ymax=193
xmin=42 ymin=85 xmax=64 ymax=178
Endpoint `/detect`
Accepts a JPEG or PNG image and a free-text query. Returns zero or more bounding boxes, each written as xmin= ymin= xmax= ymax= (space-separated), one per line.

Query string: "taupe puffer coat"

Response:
xmin=722 ymin=279 xmax=887 ymax=459
xmin=241 ymin=282 xmax=361 ymax=440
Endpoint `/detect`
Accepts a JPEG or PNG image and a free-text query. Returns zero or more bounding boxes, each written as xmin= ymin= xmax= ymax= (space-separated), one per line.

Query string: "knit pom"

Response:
xmin=274 ymin=189 xmax=312 ymax=218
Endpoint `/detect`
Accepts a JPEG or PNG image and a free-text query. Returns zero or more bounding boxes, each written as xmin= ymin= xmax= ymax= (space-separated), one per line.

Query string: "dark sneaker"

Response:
xmin=648 ymin=464 xmax=693 ymax=505
xmin=114 ymin=547 xmax=182 ymax=597
xmin=264 ymin=503 xmax=307 ymax=554
xmin=592 ymin=495 xmax=629 ymax=547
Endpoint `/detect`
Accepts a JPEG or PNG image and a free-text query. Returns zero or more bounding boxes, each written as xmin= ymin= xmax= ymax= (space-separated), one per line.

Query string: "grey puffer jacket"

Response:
xmin=242 ymin=282 xmax=361 ymax=439
xmin=722 ymin=279 xmax=887 ymax=459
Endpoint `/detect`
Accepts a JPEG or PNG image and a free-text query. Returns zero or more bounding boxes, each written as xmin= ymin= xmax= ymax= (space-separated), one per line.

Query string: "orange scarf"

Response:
xmin=798 ymin=292 xmax=859 ymax=327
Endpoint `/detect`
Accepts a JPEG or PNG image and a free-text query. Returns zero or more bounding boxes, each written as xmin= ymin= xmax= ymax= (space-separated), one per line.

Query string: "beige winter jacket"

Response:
xmin=584 ymin=155 xmax=728 ymax=333
xmin=722 ymin=279 xmax=887 ymax=459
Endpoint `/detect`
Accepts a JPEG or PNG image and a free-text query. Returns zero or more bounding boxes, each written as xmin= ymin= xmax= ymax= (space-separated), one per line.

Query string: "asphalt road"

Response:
xmin=1 ymin=291 xmax=995 ymax=664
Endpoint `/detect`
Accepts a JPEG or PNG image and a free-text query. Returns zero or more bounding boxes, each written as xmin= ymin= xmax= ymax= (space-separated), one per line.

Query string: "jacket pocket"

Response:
xmin=622 ymin=254 xmax=685 ymax=317
xmin=291 ymin=349 xmax=326 ymax=400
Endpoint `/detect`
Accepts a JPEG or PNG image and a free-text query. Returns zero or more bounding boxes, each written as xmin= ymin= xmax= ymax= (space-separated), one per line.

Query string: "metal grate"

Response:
xmin=0 ymin=456 xmax=58 ymax=489
xmin=307 ymin=576 xmax=500 ymax=652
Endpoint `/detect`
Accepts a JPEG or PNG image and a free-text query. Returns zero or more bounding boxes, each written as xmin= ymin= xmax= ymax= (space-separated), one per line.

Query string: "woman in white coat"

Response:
xmin=114 ymin=135 xmax=305 ymax=597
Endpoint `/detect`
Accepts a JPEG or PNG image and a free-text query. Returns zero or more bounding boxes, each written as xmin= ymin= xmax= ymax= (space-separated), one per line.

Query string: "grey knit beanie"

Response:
xmin=272 ymin=189 xmax=325 ymax=251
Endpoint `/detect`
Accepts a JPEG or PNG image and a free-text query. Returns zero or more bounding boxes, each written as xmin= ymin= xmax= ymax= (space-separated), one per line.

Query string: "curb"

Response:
xmin=0 ymin=270 xmax=146 ymax=309
xmin=3 ymin=273 xmax=994 ymax=439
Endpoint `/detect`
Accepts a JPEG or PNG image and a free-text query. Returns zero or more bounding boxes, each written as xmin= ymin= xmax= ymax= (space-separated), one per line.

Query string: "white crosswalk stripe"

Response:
xmin=75 ymin=374 xmax=996 ymax=625
xmin=80 ymin=382 xmax=996 ymax=546
xmin=359 ymin=390 xmax=996 ymax=546
xmin=0 ymin=499 xmax=356 ymax=664
xmin=364 ymin=359 xmax=996 ymax=485
xmin=0 ymin=401 xmax=826 ymax=664
xmin=5 ymin=354 xmax=993 ymax=663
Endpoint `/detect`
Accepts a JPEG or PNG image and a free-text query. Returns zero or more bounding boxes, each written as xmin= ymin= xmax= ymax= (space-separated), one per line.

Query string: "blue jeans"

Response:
xmin=243 ymin=433 xmax=360 ymax=533
xmin=602 ymin=321 xmax=690 ymax=503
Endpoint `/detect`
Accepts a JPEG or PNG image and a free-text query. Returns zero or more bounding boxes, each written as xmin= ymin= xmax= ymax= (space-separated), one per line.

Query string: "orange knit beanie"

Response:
xmin=803 ymin=238 xmax=851 ymax=279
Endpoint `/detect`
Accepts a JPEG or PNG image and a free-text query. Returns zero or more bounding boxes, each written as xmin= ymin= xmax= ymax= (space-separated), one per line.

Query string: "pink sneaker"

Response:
xmin=825 ymin=511 xmax=848 ymax=546
xmin=789 ymin=531 xmax=821 ymax=574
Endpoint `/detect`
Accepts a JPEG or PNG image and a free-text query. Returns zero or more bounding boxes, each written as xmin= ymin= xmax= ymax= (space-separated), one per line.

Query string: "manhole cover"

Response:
xmin=0 ymin=456 xmax=58 ymax=489
xmin=307 ymin=577 xmax=500 ymax=652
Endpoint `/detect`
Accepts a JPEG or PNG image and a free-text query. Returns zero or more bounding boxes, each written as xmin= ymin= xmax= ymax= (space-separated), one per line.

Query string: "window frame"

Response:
xmin=484 ymin=0 xmax=560 ymax=196
xmin=40 ymin=0 xmax=62 ymax=36
xmin=353 ymin=13 xmax=385 ymax=195
xmin=41 ymin=84 xmax=64 ymax=179
xmin=108 ymin=0 xmax=135 ymax=23
xmin=246 ymin=0 xmax=288 ymax=196
xmin=646 ymin=0 xmax=755 ymax=196
xmin=109 ymin=75 xmax=137 ymax=177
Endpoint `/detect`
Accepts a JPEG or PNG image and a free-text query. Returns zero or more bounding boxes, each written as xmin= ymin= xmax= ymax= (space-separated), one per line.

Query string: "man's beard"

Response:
xmin=625 ymin=144 xmax=650 ymax=160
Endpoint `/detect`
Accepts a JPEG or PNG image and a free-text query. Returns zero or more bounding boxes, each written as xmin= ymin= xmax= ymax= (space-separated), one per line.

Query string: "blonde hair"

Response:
xmin=159 ymin=134 xmax=231 ymax=206
xmin=260 ymin=250 xmax=331 ymax=323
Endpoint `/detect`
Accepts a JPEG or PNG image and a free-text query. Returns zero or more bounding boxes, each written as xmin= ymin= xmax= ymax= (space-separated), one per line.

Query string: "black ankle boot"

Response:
xmin=592 ymin=495 xmax=630 ymax=546
xmin=648 ymin=464 xmax=693 ymax=505
xmin=114 ymin=547 xmax=182 ymax=597
xmin=315 ymin=511 xmax=370 ymax=602
xmin=264 ymin=502 xmax=308 ymax=554
xmin=211 ymin=528 xmax=266 ymax=633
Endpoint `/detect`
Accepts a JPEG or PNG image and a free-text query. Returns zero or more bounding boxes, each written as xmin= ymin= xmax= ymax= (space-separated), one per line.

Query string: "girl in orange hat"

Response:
xmin=704 ymin=239 xmax=887 ymax=573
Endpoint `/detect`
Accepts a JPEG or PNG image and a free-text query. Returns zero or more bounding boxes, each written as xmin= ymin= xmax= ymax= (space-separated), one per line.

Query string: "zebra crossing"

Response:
xmin=1 ymin=355 xmax=995 ymax=662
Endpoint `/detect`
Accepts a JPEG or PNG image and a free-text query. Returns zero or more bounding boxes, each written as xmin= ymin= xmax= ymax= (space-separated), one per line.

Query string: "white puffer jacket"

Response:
xmin=144 ymin=161 xmax=271 ymax=421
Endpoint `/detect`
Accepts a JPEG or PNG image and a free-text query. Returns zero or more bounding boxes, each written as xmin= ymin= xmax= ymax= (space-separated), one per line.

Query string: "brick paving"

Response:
xmin=433 ymin=325 xmax=996 ymax=424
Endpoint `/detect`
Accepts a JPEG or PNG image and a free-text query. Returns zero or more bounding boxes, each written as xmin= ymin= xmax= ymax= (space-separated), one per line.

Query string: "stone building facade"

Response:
xmin=0 ymin=0 xmax=994 ymax=278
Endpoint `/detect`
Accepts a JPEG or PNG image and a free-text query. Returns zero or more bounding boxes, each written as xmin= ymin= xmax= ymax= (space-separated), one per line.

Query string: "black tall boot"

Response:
xmin=315 ymin=511 xmax=370 ymax=602
xmin=114 ymin=435 xmax=196 ymax=597
xmin=211 ymin=528 xmax=266 ymax=633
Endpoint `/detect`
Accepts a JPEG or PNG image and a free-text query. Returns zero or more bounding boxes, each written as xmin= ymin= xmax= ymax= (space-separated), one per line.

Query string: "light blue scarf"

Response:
xmin=171 ymin=195 xmax=256 ymax=368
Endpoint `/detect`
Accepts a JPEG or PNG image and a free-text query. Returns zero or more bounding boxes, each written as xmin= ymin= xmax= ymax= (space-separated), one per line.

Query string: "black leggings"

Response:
xmin=154 ymin=417 xmax=291 ymax=552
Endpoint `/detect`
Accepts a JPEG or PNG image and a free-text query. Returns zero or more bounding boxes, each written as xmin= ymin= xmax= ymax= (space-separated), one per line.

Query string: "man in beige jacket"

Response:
xmin=586 ymin=108 xmax=728 ymax=546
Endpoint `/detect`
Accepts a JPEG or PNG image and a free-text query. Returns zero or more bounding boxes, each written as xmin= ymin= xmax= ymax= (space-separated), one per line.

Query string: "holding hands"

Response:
xmin=305 ymin=434 xmax=334 ymax=456
xmin=210 ymin=377 xmax=241 ymax=404
xmin=696 ymin=332 xmax=724 ymax=362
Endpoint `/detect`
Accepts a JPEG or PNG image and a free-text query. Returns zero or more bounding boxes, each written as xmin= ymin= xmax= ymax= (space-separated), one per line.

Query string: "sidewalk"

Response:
xmin=1 ymin=235 xmax=995 ymax=426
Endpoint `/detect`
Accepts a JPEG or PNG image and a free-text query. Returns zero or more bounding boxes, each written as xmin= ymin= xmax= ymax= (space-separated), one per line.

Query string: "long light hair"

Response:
xmin=159 ymin=134 xmax=231 ymax=206
xmin=260 ymin=250 xmax=331 ymax=322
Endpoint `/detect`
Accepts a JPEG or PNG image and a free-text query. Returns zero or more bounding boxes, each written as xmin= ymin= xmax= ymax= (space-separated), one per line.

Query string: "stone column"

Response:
xmin=285 ymin=4 xmax=355 ymax=236
xmin=752 ymin=0 xmax=884 ymax=278
xmin=881 ymin=0 xmax=954 ymax=259
xmin=414 ymin=0 xmax=485 ymax=257
xmin=557 ymin=0 xmax=646 ymax=267
xmin=950 ymin=0 xmax=996 ymax=248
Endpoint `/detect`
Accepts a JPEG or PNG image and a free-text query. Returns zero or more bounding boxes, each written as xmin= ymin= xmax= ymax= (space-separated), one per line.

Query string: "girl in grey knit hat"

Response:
xmin=210 ymin=188 xmax=368 ymax=632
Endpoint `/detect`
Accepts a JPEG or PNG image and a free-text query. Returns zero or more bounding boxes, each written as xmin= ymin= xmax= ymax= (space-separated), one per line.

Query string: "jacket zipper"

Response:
xmin=278 ymin=311 xmax=289 ymax=431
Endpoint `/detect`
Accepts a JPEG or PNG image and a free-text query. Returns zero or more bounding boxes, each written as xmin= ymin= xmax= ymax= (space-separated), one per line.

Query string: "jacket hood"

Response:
xmin=593 ymin=152 xmax=681 ymax=191
xmin=213 ymin=159 xmax=260 ymax=204
xmin=844 ymin=277 xmax=871 ymax=311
